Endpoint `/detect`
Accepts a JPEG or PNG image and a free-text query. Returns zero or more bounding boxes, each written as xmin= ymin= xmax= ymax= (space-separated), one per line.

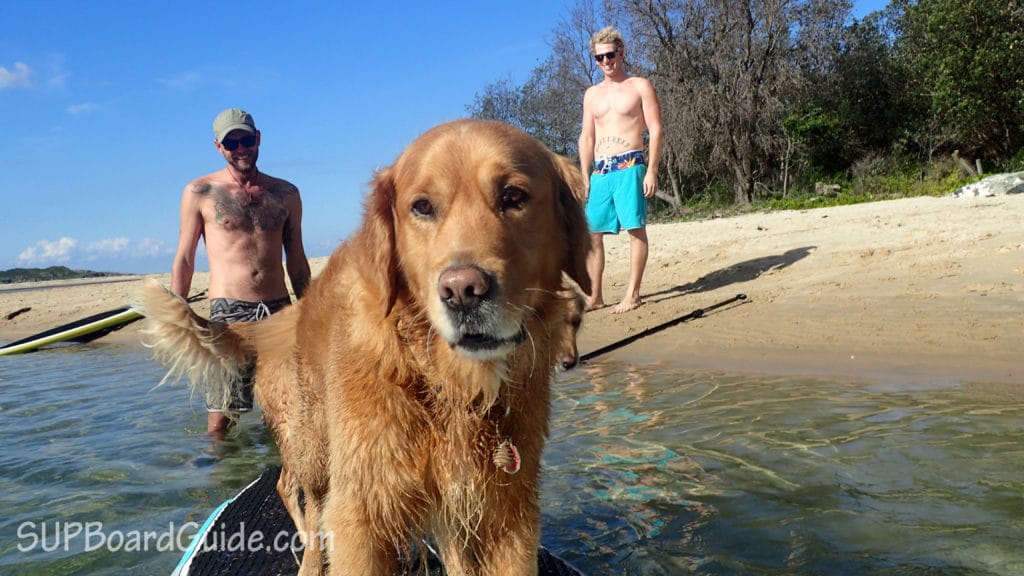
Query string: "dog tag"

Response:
xmin=493 ymin=439 xmax=521 ymax=475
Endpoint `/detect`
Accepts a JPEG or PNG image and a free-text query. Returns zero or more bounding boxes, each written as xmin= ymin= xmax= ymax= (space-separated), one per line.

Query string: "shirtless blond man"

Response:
xmin=171 ymin=108 xmax=311 ymax=437
xmin=579 ymin=27 xmax=663 ymax=314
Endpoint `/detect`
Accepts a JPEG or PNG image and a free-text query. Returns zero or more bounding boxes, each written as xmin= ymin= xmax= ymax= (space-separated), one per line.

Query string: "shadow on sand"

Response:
xmin=645 ymin=246 xmax=816 ymax=303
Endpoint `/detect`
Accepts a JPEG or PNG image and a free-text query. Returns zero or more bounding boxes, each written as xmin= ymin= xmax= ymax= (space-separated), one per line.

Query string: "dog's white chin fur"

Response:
xmin=432 ymin=305 xmax=525 ymax=362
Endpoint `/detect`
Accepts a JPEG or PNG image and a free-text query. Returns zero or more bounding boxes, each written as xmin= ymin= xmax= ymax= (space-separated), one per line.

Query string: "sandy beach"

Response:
xmin=2 ymin=192 xmax=1021 ymax=385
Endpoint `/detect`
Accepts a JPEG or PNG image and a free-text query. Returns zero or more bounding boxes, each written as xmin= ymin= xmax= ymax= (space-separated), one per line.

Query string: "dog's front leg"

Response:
xmin=481 ymin=513 xmax=541 ymax=576
xmin=436 ymin=489 xmax=541 ymax=576
xmin=477 ymin=472 xmax=543 ymax=576
xmin=296 ymin=490 xmax=326 ymax=576
xmin=321 ymin=491 xmax=398 ymax=576
xmin=278 ymin=467 xmax=304 ymax=535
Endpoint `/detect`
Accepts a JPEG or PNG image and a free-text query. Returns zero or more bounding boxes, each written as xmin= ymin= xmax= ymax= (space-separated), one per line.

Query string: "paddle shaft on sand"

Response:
xmin=580 ymin=293 xmax=748 ymax=363
xmin=185 ymin=290 xmax=207 ymax=304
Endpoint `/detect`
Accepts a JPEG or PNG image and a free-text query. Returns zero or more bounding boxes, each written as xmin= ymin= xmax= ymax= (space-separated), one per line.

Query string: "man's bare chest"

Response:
xmin=206 ymin=188 xmax=287 ymax=233
xmin=592 ymin=85 xmax=642 ymax=119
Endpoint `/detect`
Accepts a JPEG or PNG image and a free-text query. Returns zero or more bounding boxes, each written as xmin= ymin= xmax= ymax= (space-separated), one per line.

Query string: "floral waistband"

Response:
xmin=594 ymin=150 xmax=646 ymax=175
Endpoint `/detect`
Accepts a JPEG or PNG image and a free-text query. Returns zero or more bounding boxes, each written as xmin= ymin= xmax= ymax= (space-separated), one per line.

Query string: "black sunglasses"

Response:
xmin=595 ymin=50 xmax=618 ymax=63
xmin=221 ymin=134 xmax=257 ymax=151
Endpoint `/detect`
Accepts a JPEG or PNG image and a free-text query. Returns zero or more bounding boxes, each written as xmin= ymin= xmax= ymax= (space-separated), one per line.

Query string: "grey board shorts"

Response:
xmin=205 ymin=296 xmax=291 ymax=414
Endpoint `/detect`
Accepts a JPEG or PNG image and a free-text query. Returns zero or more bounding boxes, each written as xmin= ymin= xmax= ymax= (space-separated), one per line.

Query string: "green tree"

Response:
xmin=897 ymin=0 xmax=1024 ymax=160
xmin=782 ymin=109 xmax=850 ymax=173
xmin=788 ymin=8 xmax=915 ymax=170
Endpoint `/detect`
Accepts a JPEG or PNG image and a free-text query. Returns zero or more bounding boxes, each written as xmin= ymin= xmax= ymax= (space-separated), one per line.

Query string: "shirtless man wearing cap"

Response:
xmin=171 ymin=108 xmax=311 ymax=439
xmin=579 ymin=27 xmax=663 ymax=314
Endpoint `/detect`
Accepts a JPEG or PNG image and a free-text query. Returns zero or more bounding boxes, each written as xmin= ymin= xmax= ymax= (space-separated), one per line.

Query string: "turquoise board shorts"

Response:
xmin=586 ymin=162 xmax=648 ymax=234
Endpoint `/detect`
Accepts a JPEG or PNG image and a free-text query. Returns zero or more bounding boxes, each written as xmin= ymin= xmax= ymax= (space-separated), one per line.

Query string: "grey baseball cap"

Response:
xmin=212 ymin=108 xmax=256 ymax=142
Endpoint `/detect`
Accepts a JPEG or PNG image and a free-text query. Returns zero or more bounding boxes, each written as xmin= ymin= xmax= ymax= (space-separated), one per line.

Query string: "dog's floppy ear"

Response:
xmin=358 ymin=166 xmax=402 ymax=316
xmin=554 ymin=154 xmax=593 ymax=296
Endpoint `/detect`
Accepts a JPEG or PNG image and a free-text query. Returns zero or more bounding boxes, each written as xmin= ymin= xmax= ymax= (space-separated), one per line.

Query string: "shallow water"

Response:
xmin=0 ymin=344 xmax=1021 ymax=575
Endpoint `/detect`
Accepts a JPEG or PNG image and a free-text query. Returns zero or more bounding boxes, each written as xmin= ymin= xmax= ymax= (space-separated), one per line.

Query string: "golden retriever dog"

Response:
xmin=142 ymin=119 xmax=591 ymax=575
xmin=141 ymin=278 xmax=586 ymax=554
xmin=140 ymin=277 xmax=585 ymax=558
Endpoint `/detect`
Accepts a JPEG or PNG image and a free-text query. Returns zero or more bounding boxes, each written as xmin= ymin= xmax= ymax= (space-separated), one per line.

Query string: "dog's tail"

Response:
xmin=137 ymin=278 xmax=254 ymax=407
xmin=241 ymin=304 xmax=298 ymax=358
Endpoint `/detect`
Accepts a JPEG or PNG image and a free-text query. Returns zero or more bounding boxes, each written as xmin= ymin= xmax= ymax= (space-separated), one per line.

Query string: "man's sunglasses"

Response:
xmin=595 ymin=51 xmax=618 ymax=63
xmin=221 ymin=134 xmax=257 ymax=151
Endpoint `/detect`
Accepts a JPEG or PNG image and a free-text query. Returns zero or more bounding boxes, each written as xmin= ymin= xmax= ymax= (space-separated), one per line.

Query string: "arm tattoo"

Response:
xmin=273 ymin=182 xmax=299 ymax=196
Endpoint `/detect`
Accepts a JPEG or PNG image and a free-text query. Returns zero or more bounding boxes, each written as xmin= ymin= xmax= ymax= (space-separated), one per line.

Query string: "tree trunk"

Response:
xmin=659 ymin=144 xmax=683 ymax=207
xmin=731 ymin=154 xmax=754 ymax=204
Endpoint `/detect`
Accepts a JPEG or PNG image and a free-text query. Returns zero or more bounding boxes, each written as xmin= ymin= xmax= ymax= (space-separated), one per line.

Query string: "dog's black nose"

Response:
xmin=438 ymin=266 xmax=491 ymax=310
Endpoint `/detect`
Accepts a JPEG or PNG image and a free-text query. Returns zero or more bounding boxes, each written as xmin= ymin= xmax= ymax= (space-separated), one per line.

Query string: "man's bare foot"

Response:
xmin=611 ymin=298 xmax=642 ymax=314
xmin=586 ymin=299 xmax=607 ymax=313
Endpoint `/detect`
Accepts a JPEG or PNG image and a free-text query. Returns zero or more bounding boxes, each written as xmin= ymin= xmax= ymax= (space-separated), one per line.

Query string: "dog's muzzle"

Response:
xmin=436 ymin=265 xmax=524 ymax=358
xmin=454 ymin=325 xmax=527 ymax=355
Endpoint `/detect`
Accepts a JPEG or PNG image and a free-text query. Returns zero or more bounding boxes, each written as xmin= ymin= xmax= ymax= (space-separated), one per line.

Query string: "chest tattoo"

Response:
xmin=199 ymin=184 xmax=290 ymax=232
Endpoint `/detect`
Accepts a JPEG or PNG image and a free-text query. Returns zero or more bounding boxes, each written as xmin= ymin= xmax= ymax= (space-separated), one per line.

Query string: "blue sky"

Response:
xmin=1 ymin=0 xmax=887 ymax=274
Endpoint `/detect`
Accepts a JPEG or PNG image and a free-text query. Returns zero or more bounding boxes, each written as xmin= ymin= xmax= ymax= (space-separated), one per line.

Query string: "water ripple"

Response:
xmin=1 ymin=346 xmax=1022 ymax=574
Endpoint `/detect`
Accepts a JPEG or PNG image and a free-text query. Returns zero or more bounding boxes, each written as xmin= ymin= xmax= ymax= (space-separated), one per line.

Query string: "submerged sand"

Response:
xmin=2 ymin=192 xmax=1021 ymax=385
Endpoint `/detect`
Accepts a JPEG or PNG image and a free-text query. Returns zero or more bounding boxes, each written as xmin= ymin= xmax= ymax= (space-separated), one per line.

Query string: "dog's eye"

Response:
xmin=411 ymin=198 xmax=434 ymax=218
xmin=499 ymin=186 xmax=528 ymax=211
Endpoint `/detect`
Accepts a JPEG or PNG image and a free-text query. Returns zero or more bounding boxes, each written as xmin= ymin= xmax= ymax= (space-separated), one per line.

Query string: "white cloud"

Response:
xmin=85 ymin=237 xmax=130 ymax=254
xmin=66 ymin=102 xmax=99 ymax=115
xmin=93 ymin=237 xmax=166 ymax=257
xmin=17 ymin=237 xmax=78 ymax=265
xmin=16 ymin=236 xmax=170 ymax=268
xmin=132 ymin=237 xmax=166 ymax=257
xmin=0 ymin=61 xmax=32 ymax=90
xmin=83 ymin=237 xmax=171 ymax=260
